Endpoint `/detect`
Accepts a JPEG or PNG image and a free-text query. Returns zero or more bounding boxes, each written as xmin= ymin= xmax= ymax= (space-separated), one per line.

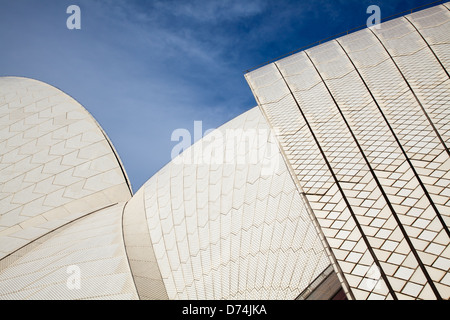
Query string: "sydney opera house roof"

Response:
xmin=0 ymin=2 xmax=449 ymax=300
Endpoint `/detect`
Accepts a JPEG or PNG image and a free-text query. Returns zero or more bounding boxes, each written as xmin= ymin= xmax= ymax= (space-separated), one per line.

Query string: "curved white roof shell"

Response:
xmin=0 ymin=77 xmax=132 ymax=262
xmin=245 ymin=3 xmax=450 ymax=300
xmin=137 ymin=107 xmax=330 ymax=300
xmin=0 ymin=203 xmax=138 ymax=300
xmin=0 ymin=2 xmax=448 ymax=301
xmin=0 ymin=79 xmax=330 ymax=300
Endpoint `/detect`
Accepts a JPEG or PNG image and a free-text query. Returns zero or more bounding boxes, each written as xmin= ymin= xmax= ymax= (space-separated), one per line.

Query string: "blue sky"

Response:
xmin=0 ymin=0 xmax=438 ymax=191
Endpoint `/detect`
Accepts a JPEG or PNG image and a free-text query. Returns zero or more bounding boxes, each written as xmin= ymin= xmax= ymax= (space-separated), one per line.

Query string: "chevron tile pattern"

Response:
xmin=338 ymin=28 xmax=450 ymax=232
xmin=374 ymin=13 xmax=450 ymax=150
xmin=405 ymin=4 xmax=450 ymax=71
xmin=247 ymin=61 xmax=391 ymax=300
xmin=0 ymin=77 xmax=132 ymax=261
xmin=122 ymin=188 xmax=169 ymax=300
xmin=309 ymin=40 xmax=447 ymax=299
xmin=246 ymin=3 xmax=450 ymax=300
xmin=0 ymin=2 xmax=449 ymax=301
xmin=0 ymin=203 xmax=138 ymax=300
xmin=142 ymin=107 xmax=331 ymax=300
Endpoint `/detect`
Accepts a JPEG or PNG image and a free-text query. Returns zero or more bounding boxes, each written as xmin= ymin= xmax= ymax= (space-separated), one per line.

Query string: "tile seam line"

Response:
xmin=154 ymin=173 xmax=182 ymax=300
xmin=370 ymin=22 xmax=450 ymax=157
xmin=99 ymin=129 xmax=133 ymax=196
xmin=402 ymin=15 xmax=450 ymax=79
xmin=0 ymin=161 xmax=130 ymax=220
xmin=185 ymin=162 xmax=200 ymax=299
xmin=295 ymin=265 xmax=334 ymax=300
xmin=254 ymin=139 xmax=289 ymax=299
xmin=120 ymin=200 xmax=140 ymax=300
xmin=0 ymin=202 xmax=119 ymax=272
xmin=251 ymin=126 xmax=279 ymax=300
xmin=273 ymin=62 xmax=397 ymax=301
xmin=238 ymin=81 xmax=261 ymax=299
xmin=286 ymin=53 xmax=400 ymax=300
xmin=366 ymin=28 xmax=450 ymax=235
xmin=167 ymin=162 xmax=190 ymax=299
xmin=198 ymin=156 xmax=209 ymax=299
xmin=3 ymin=76 xmax=134 ymax=197
xmin=332 ymin=39 xmax=444 ymax=299
xmin=242 ymin=1 xmax=447 ymax=73
xmin=244 ymin=73 xmax=353 ymax=299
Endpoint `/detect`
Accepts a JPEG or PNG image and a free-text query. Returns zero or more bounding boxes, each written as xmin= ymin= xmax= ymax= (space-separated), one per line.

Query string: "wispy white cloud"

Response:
xmin=1 ymin=0 xmax=426 ymax=190
xmin=160 ymin=0 xmax=267 ymax=22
